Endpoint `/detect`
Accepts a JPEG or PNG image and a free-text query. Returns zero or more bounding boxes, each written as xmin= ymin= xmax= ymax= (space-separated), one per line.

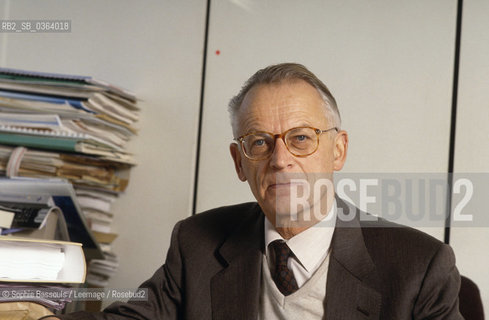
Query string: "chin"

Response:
xmin=263 ymin=197 xmax=314 ymax=229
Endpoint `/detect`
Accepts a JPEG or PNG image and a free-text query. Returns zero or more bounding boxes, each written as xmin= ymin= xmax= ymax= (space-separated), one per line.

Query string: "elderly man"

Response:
xmin=45 ymin=63 xmax=462 ymax=319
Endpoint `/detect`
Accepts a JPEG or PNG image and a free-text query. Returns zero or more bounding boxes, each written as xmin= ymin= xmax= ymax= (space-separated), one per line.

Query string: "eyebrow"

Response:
xmin=243 ymin=122 xmax=314 ymax=135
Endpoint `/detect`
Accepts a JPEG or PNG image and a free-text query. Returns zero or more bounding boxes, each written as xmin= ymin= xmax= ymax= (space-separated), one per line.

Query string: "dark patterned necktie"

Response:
xmin=269 ymin=240 xmax=299 ymax=296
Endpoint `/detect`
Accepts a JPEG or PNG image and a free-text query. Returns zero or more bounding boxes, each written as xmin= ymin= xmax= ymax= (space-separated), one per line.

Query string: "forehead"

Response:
xmin=237 ymin=80 xmax=328 ymax=132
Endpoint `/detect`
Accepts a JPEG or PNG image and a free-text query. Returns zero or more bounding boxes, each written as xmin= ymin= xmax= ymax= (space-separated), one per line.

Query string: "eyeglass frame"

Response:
xmin=235 ymin=126 xmax=338 ymax=161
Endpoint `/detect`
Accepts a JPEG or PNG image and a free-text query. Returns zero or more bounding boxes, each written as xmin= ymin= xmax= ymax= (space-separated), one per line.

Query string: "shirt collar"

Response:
xmin=264 ymin=200 xmax=337 ymax=272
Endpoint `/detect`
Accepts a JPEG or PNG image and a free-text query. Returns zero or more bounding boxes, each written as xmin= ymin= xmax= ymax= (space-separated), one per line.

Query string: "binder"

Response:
xmin=0 ymin=129 xmax=134 ymax=164
xmin=0 ymin=236 xmax=86 ymax=283
xmin=0 ymin=89 xmax=94 ymax=114
xmin=0 ymin=178 xmax=104 ymax=260
xmin=0 ymin=67 xmax=136 ymax=103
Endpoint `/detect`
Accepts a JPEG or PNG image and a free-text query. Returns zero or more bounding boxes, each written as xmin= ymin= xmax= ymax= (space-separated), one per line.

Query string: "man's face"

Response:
xmin=230 ymin=80 xmax=348 ymax=230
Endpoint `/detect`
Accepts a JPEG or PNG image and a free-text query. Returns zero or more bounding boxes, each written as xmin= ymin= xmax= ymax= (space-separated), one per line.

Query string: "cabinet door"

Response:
xmin=197 ymin=0 xmax=457 ymax=241
xmin=450 ymin=0 xmax=489 ymax=315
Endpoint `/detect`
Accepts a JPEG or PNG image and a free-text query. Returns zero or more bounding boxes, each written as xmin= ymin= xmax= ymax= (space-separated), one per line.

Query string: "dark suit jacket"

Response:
xmin=55 ymin=199 xmax=463 ymax=319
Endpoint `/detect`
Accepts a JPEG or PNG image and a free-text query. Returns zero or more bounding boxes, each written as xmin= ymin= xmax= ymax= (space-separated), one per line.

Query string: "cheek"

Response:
xmin=243 ymin=163 xmax=266 ymax=189
xmin=306 ymin=151 xmax=334 ymax=172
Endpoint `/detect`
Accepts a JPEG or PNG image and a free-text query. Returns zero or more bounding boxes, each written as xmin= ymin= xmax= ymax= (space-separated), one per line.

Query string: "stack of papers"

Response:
xmin=76 ymin=188 xmax=116 ymax=234
xmin=0 ymin=68 xmax=139 ymax=288
xmin=0 ymin=145 xmax=130 ymax=192
xmin=86 ymin=249 xmax=119 ymax=287
xmin=75 ymin=187 xmax=120 ymax=285
xmin=0 ymin=67 xmax=138 ymax=165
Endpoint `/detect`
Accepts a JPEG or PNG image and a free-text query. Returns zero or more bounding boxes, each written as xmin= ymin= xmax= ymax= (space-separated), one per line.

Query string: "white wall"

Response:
xmin=1 ymin=0 xmax=207 ymax=292
xmin=197 ymin=0 xmax=457 ymax=241
xmin=450 ymin=0 xmax=489 ymax=314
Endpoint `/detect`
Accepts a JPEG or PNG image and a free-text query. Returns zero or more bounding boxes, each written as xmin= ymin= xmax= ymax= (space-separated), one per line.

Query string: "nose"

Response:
xmin=269 ymin=138 xmax=294 ymax=170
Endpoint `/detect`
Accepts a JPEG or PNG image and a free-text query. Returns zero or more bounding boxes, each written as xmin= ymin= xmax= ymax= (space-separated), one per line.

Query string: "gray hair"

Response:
xmin=228 ymin=63 xmax=341 ymax=137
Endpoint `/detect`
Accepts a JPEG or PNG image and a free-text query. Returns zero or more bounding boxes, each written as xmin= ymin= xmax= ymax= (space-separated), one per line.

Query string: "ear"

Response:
xmin=333 ymin=130 xmax=348 ymax=171
xmin=230 ymin=143 xmax=247 ymax=181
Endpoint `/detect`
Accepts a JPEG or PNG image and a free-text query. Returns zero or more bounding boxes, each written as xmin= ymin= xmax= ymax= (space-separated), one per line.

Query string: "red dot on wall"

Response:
xmin=215 ymin=50 xmax=221 ymax=55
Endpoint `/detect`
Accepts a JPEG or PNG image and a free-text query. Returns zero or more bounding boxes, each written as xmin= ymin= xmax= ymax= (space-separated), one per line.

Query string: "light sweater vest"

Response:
xmin=258 ymin=252 xmax=330 ymax=320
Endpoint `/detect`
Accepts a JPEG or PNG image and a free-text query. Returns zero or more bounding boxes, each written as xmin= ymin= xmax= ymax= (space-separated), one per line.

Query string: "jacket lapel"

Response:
xmin=210 ymin=204 xmax=264 ymax=320
xmin=209 ymin=199 xmax=382 ymax=319
xmin=325 ymin=198 xmax=382 ymax=319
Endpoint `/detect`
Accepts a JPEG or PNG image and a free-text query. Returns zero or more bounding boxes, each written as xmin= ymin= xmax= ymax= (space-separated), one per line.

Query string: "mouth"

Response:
xmin=267 ymin=181 xmax=306 ymax=191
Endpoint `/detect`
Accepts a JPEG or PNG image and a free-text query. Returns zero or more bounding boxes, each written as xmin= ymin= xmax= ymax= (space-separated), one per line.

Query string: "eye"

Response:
xmin=292 ymin=134 xmax=310 ymax=143
xmin=253 ymin=139 xmax=266 ymax=146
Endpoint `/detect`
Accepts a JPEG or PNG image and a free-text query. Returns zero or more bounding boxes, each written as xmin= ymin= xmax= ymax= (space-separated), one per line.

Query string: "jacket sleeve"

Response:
xmin=413 ymin=243 xmax=464 ymax=320
xmin=41 ymin=221 xmax=185 ymax=320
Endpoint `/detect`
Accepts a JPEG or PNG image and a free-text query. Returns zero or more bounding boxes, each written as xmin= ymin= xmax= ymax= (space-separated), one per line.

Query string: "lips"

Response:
xmin=267 ymin=180 xmax=307 ymax=191
xmin=269 ymin=182 xmax=297 ymax=188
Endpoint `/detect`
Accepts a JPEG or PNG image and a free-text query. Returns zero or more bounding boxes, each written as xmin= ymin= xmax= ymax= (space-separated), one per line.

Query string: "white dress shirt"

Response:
xmin=264 ymin=200 xmax=337 ymax=288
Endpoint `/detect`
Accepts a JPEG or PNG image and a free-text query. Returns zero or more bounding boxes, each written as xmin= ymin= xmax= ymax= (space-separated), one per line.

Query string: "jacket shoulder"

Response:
xmin=359 ymin=216 xmax=452 ymax=278
xmin=336 ymin=197 xmax=445 ymax=259
xmin=361 ymin=216 xmax=443 ymax=252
